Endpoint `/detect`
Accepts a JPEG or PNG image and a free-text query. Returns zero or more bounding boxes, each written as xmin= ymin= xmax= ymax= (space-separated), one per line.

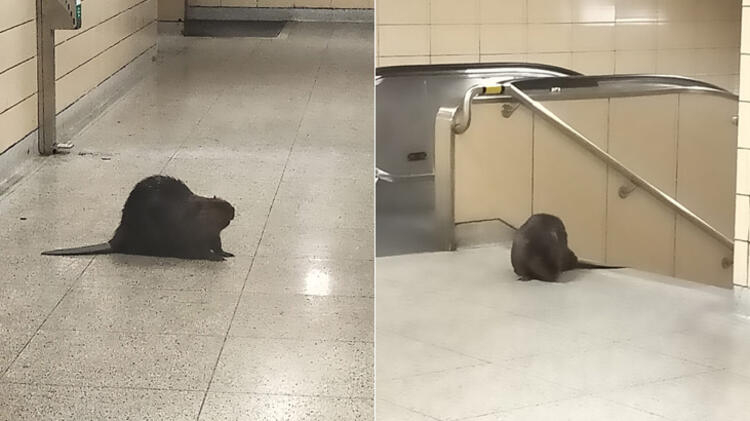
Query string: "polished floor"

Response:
xmin=0 ymin=23 xmax=373 ymax=420
xmin=377 ymin=244 xmax=750 ymax=421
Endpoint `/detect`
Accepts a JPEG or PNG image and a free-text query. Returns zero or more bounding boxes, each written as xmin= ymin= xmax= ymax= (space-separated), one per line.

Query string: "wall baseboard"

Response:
xmin=186 ymin=6 xmax=374 ymax=23
xmin=0 ymin=44 xmax=157 ymax=196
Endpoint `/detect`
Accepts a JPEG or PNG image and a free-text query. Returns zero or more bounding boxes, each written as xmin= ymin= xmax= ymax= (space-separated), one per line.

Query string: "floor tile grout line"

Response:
xmin=378 ymin=398 xmax=444 ymax=421
xmin=194 ymin=31 xmax=333 ymax=421
xmin=26 ymin=325 xmax=374 ymax=343
xmin=1 ymin=379 xmax=371 ymax=401
xmin=0 ymin=257 xmax=95 ymax=379
xmin=0 ymin=380 xmax=204 ymax=393
xmin=450 ymin=393 xmax=604 ymax=421
xmin=381 ymin=330 xmax=494 ymax=365
xmin=65 ymin=283 xmax=373 ymax=298
xmin=65 ymin=287 xmax=374 ymax=298
xmin=594 ymin=393 xmax=687 ymax=421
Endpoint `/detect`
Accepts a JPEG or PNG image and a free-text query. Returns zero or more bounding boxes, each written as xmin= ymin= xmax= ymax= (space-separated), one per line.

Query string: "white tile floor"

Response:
xmin=0 ymin=22 xmax=373 ymax=420
xmin=376 ymin=244 xmax=750 ymax=421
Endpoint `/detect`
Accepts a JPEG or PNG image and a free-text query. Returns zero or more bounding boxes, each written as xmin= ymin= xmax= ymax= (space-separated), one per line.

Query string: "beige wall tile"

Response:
xmin=615 ymin=22 xmax=657 ymax=50
xmin=430 ymin=25 xmax=479 ymax=55
xmin=656 ymin=49 xmax=695 ymax=75
xmin=480 ymin=53 xmax=528 ymax=63
xmin=225 ymin=0 xmax=260 ymax=6
xmin=0 ymin=22 xmax=36 ymax=74
xmin=528 ymin=0 xmax=573 ymax=23
xmin=331 ymin=0 xmax=373 ymax=7
xmin=571 ymin=23 xmax=615 ymax=52
xmin=377 ymin=0 xmax=428 ymax=25
xmin=736 ymin=195 xmax=750 ymax=240
xmin=526 ymin=52 xmax=573 ymax=68
xmin=694 ymin=49 xmax=740 ymax=76
xmin=0 ymin=94 xmax=36 ymax=154
xmin=378 ymin=25 xmax=429 ymax=56
xmin=159 ymin=0 xmax=185 ymax=21
xmin=571 ymin=51 xmax=615 ymax=73
xmin=377 ymin=55 xmax=430 ymax=66
xmin=696 ymin=21 xmax=742 ymax=49
xmin=572 ymin=0 xmax=616 ymax=23
xmin=431 ymin=54 xmax=479 ymax=64
xmin=695 ymin=0 xmax=740 ymax=22
xmin=57 ymin=22 xmax=157 ymax=112
xmin=479 ymin=0 xmax=526 ymax=24
xmin=294 ymin=0 xmax=332 ymax=8
xmin=480 ymin=24 xmax=527 ymax=54
xmin=615 ymin=0 xmax=658 ymax=22
xmin=376 ymin=0 xmax=740 ymax=81
xmin=0 ymin=58 xmax=36 ymax=113
xmin=0 ymin=0 xmax=35 ymax=32
xmin=737 ymin=149 xmax=750 ymax=195
xmin=527 ymin=24 xmax=572 ymax=53
xmin=733 ymin=240 xmax=749 ymax=286
xmin=656 ymin=22 xmax=695 ymax=49
xmin=741 ymin=55 xmax=750 ymax=100
xmin=615 ymin=49 xmax=657 ymax=73
xmin=258 ymin=0 xmax=294 ymax=6
xmin=431 ymin=0 xmax=479 ymax=25
xmin=657 ymin=0 xmax=698 ymax=21
xmin=739 ymin=102 xmax=750 ymax=148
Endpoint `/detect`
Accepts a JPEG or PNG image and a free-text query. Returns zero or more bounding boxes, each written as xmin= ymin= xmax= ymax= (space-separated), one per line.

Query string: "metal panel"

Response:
xmin=36 ymin=0 xmax=81 ymax=155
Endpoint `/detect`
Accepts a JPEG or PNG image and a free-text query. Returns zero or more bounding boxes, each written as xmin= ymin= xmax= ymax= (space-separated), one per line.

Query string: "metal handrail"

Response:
xmin=453 ymin=74 xmax=738 ymax=137
xmin=376 ymin=62 xmax=582 ymax=80
xmin=506 ymin=83 xmax=733 ymax=249
xmin=437 ymin=74 xmax=737 ymax=251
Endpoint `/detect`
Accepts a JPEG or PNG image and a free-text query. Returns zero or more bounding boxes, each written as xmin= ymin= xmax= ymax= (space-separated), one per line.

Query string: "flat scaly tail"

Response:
xmin=42 ymin=242 xmax=113 ymax=256
xmin=575 ymin=258 xmax=625 ymax=270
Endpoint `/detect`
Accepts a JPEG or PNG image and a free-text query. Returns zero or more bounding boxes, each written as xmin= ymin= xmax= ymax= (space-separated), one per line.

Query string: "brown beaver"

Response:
xmin=511 ymin=213 xmax=622 ymax=282
xmin=42 ymin=175 xmax=235 ymax=261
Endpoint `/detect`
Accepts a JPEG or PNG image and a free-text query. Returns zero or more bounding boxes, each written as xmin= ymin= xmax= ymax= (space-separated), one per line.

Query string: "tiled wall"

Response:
xmin=187 ymin=0 xmax=374 ymax=8
xmin=0 ymin=0 xmax=157 ymax=154
xmin=0 ymin=3 xmax=38 ymax=154
xmin=734 ymin=1 xmax=750 ymax=287
xmin=376 ymin=0 xmax=741 ymax=92
xmin=159 ymin=0 xmax=184 ymax=21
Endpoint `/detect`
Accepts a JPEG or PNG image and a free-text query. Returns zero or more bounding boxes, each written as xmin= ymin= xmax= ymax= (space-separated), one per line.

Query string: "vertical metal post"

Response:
xmin=35 ymin=0 xmax=80 ymax=155
xmin=434 ymin=107 xmax=458 ymax=251
xmin=36 ymin=0 xmax=57 ymax=155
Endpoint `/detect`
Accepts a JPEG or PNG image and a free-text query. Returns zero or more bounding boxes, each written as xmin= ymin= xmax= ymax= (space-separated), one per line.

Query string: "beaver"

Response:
xmin=511 ymin=213 xmax=623 ymax=282
xmin=42 ymin=175 xmax=235 ymax=261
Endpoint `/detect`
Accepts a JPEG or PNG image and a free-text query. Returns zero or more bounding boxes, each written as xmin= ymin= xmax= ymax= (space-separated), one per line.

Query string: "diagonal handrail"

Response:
xmin=435 ymin=75 xmax=736 ymax=251
xmin=505 ymin=82 xmax=733 ymax=250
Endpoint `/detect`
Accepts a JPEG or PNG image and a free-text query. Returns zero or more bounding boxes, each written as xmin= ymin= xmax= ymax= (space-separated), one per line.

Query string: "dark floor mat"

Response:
xmin=183 ymin=20 xmax=285 ymax=38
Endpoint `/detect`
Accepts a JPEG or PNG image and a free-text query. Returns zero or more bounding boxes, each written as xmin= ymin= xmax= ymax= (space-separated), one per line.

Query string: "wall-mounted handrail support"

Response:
xmin=36 ymin=0 xmax=81 ymax=155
